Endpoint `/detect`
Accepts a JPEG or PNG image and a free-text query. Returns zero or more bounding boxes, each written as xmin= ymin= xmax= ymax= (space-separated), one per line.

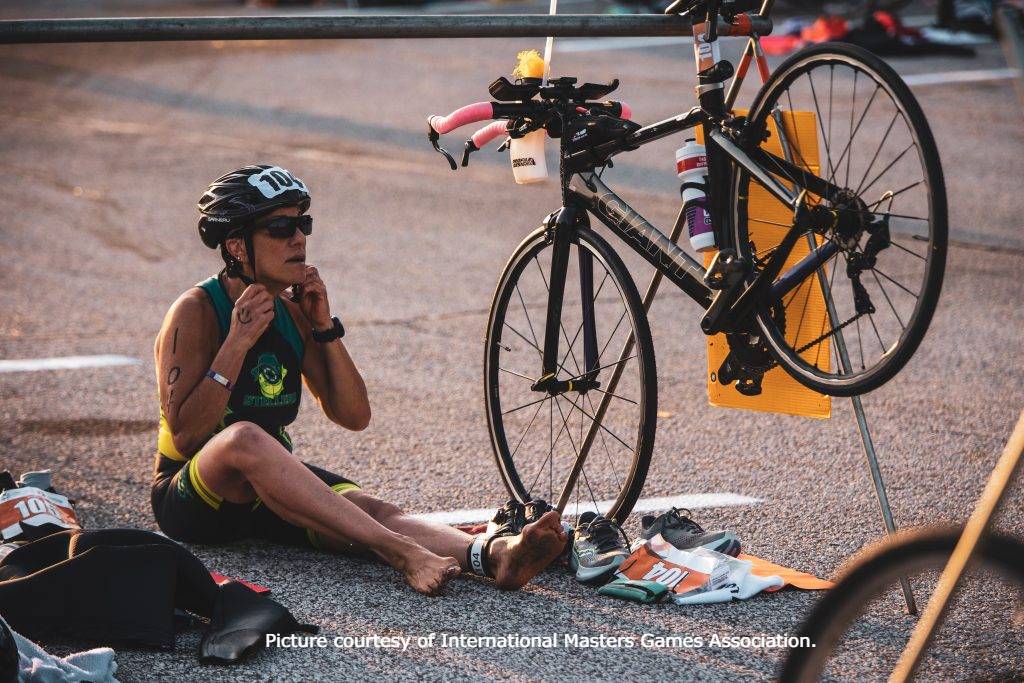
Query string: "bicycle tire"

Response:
xmin=484 ymin=225 xmax=657 ymax=524
xmin=781 ymin=527 xmax=1024 ymax=682
xmin=732 ymin=41 xmax=948 ymax=397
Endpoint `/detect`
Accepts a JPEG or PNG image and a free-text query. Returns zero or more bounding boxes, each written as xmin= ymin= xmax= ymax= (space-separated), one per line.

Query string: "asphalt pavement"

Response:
xmin=1 ymin=1 xmax=1023 ymax=681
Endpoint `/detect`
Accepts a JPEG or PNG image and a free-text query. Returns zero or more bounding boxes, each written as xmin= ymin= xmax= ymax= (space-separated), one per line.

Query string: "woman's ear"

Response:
xmin=224 ymin=235 xmax=247 ymax=264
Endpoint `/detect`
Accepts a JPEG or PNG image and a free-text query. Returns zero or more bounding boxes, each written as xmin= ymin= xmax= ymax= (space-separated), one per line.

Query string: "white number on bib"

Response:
xmin=247 ymin=166 xmax=306 ymax=199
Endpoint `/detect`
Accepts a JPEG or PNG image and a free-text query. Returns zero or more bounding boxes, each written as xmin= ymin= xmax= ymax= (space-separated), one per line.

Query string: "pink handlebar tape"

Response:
xmin=471 ymin=120 xmax=511 ymax=148
xmin=428 ymin=102 xmax=495 ymax=135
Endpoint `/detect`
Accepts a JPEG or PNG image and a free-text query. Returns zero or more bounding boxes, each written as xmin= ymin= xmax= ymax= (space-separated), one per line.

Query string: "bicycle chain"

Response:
xmin=761 ymin=312 xmax=865 ymax=372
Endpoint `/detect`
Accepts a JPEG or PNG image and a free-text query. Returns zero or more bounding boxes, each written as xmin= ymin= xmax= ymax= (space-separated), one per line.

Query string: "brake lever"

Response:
xmin=428 ymin=125 xmax=458 ymax=171
xmin=461 ymin=140 xmax=479 ymax=167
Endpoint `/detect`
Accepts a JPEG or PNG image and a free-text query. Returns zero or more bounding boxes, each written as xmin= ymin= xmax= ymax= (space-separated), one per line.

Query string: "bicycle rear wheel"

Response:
xmin=732 ymin=42 xmax=947 ymax=397
xmin=484 ymin=225 xmax=657 ymax=524
xmin=782 ymin=527 xmax=1024 ymax=681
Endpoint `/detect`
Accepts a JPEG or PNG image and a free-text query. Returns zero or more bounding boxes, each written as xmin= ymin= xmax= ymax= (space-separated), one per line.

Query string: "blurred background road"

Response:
xmin=1 ymin=0 xmax=1022 ymax=680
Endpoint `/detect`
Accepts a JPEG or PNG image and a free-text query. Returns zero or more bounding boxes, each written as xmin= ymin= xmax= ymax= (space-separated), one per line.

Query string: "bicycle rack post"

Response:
xmin=808 ymin=239 xmax=918 ymax=615
xmin=771 ymin=107 xmax=917 ymax=615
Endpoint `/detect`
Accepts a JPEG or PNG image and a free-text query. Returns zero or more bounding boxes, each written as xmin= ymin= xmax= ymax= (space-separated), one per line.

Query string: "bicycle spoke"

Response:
xmin=832 ymin=85 xmax=881 ymax=188
xmin=856 ymin=315 xmax=865 ymax=370
xmin=511 ymin=396 xmax=549 ymax=461
xmin=867 ymin=181 xmax=923 ymax=210
xmin=503 ymin=322 xmax=543 ymax=360
xmin=889 ymin=238 xmax=927 ymax=261
xmin=528 ymin=396 xmax=569 ymax=494
xmin=515 ymin=283 xmax=543 ymax=359
xmin=562 ymin=396 xmax=635 ymax=453
xmin=852 ymin=111 xmax=901 ymax=199
xmin=856 ymin=142 xmax=917 ymax=200
xmin=502 ymin=393 xmax=552 ymax=416
xmin=565 ymin=354 xmax=637 ymax=384
xmin=586 ymin=393 xmax=623 ymax=494
xmin=807 ymin=70 xmax=838 ymax=182
xmin=869 ymin=269 xmax=906 ymax=330
xmin=597 ymin=309 xmax=628 ymax=361
xmin=867 ymin=311 xmax=886 ymax=353
xmin=873 ymin=267 xmax=920 ymax=299
xmin=589 ymin=385 xmax=639 ymax=406
xmin=499 ymin=367 xmax=537 ymax=383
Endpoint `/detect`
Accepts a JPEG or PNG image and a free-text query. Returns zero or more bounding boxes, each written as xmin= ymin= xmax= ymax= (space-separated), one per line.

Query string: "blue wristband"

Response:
xmin=205 ymin=370 xmax=233 ymax=391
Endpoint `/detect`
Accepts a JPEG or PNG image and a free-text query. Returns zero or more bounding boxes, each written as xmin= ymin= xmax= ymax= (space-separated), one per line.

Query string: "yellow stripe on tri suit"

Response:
xmin=187 ymin=456 xmax=223 ymax=510
xmin=157 ymin=410 xmax=186 ymax=462
xmin=306 ymin=482 xmax=361 ymax=548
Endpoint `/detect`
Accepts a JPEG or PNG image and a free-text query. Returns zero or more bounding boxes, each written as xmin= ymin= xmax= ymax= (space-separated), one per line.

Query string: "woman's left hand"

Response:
xmin=295 ymin=265 xmax=333 ymax=330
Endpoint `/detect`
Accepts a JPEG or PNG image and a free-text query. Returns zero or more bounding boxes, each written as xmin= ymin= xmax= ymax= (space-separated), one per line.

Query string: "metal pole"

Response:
xmin=0 ymin=15 xmax=692 ymax=45
xmin=769 ymin=106 xmax=916 ymax=614
xmin=806 ymin=237 xmax=917 ymax=615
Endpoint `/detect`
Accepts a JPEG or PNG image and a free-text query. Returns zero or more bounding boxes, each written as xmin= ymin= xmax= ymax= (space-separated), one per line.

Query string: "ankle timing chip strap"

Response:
xmin=467 ymin=535 xmax=494 ymax=578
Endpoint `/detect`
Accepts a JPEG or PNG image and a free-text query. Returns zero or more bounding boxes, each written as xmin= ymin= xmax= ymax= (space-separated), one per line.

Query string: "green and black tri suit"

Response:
xmin=151 ymin=274 xmax=359 ymax=548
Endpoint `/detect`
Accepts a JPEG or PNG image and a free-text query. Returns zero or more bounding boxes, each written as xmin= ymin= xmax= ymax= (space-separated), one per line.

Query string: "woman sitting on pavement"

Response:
xmin=151 ymin=164 xmax=567 ymax=596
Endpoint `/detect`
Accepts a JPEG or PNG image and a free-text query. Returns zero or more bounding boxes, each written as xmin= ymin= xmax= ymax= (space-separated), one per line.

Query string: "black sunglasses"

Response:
xmin=256 ymin=214 xmax=313 ymax=239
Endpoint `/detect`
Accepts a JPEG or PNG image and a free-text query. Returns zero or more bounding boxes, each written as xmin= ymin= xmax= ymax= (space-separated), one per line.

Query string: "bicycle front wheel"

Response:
xmin=782 ymin=527 xmax=1024 ymax=681
xmin=484 ymin=225 xmax=657 ymax=524
xmin=732 ymin=42 xmax=948 ymax=397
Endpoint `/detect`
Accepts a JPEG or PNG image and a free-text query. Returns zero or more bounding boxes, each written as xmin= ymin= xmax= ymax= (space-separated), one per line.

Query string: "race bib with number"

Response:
xmin=0 ymin=487 xmax=80 ymax=542
xmin=247 ymin=166 xmax=307 ymax=199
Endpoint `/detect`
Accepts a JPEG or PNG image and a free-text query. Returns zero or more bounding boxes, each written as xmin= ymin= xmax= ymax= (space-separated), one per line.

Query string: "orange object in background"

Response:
xmin=698 ymin=112 xmax=832 ymax=419
xmin=801 ymin=15 xmax=848 ymax=44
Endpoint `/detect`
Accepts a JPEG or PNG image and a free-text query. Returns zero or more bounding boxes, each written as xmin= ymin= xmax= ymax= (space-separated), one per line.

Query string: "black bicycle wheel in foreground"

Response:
xmin=782 ymin=527 xmax=1024 ymax=681
xmin=733 ymin=42 xmax=948 ymax=397
xmin=484 ymin=226 xmax=657 ymax=524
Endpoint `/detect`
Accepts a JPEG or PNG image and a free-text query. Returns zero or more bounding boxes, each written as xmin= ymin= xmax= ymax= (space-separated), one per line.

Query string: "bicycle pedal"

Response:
xmin=703 ymin=249 xmax=745 ymax=291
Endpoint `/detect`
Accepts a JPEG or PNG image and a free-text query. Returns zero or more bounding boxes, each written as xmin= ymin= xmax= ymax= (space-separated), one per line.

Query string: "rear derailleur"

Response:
xmin=715 ymin=305 xmax=785 ymax=397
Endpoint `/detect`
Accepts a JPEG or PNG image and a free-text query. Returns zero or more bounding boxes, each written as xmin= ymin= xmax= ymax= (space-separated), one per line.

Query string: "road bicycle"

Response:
xmin=426 ymin=0 xmax=947 ymax=523
xmin=781 ymin=408 xmax=1024 ymax=681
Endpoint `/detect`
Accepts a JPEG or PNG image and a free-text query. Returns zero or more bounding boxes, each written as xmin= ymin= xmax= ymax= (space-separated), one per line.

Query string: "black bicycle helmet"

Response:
xmin=197 ymin=164 xmax=310 ymax=249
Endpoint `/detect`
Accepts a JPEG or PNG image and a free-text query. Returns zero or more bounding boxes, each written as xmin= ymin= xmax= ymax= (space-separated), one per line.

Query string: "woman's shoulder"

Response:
xmin=159 ymin=286 xmax=218 ymax=335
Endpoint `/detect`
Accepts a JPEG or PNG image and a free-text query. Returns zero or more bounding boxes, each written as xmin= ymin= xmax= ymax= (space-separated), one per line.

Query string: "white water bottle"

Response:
xmin=510 ymin=130 xmax=549 ymax=184
xmin=675 ymin=139 xmax=716 ymax=252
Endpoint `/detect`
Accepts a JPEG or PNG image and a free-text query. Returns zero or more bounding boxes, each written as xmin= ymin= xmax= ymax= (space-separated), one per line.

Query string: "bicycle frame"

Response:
xmin=532 ymin=0 xmax=853 ymax=513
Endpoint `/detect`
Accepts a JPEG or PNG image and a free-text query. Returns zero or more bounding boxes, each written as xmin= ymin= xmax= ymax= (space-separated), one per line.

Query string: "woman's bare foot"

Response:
xmin=489 ymin=510 xmax=568 ymax=590
xmin=396 ymin=544 xmax=461 ymax=596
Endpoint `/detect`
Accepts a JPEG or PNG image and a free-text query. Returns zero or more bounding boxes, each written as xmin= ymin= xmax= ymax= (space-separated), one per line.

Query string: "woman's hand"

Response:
xmin=294 ymin=265 xmax=333 ymax=330
xmin=227 ymin=284 xmax=275 ymax=351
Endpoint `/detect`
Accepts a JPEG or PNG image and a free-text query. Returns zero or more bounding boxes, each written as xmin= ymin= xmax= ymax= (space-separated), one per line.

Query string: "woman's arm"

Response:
xmin=299 ymin=326 xmax=371 ymax=431
xmin=156 ymin=284 xmax=276 ymax=456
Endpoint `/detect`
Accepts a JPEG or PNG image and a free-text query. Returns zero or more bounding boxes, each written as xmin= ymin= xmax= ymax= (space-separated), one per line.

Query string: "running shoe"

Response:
xmin=486 ymin=499 xmax=527 ymax=537
xmin=640 ymin=508 xmax=741 ymax=557
xmin=569 ymin=512 xmax=631 ymax=584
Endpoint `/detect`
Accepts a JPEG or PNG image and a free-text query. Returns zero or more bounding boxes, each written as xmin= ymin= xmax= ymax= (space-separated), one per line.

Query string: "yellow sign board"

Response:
xmin=699 ymin=111 xmax=831 ymax=419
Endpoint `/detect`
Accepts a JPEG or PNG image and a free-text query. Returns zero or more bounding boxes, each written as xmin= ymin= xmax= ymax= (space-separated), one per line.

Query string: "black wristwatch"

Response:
xmin=312 ymin=316 xmax=345 ymax=343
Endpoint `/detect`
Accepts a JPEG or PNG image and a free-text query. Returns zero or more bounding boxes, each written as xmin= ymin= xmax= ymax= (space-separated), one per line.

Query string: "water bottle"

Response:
xmin=510 ymin=130 xmax=549 ymax=184
xmin=675 ymin=139 xmax=716 ymax=252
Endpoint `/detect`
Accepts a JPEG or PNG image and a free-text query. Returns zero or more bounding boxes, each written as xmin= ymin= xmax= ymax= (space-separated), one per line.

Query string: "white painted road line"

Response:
xmin=0 ymin=355 xmax=141 ymax=373
xmin=413 ymin=492 xmax=761 ymax=525
xmin=901 ymin=67 xmax=1020 ymax=87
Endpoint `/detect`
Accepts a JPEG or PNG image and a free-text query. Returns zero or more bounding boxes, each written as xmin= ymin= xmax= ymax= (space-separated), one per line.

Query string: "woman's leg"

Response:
xmin=191 ymin=421 xmax=459 ymax=596
xmin=340 ymin=491 xmax=568 ymax=590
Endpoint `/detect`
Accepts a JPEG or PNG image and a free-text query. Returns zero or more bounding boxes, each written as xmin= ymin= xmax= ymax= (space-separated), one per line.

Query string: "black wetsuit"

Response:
xmin=151 ymin=274 xmax=358 ymax=548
